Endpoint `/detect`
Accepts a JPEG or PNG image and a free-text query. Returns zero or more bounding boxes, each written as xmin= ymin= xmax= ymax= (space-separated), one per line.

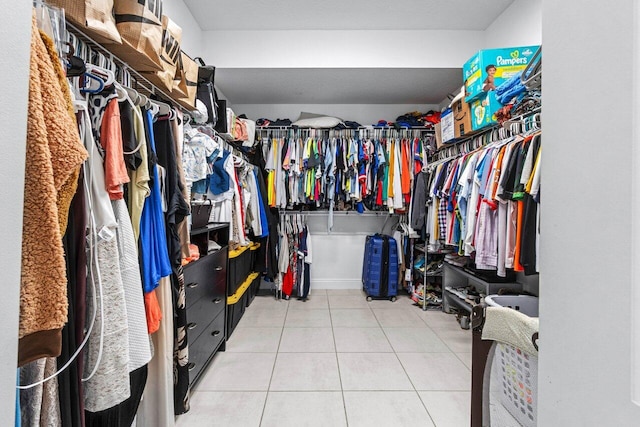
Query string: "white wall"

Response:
xmin=539 ymin=0 xmax=640 ymax=424
xmin=162 ymin=0 xmax=203 ymax=56
xmin=199 ymin=30 xmax=485 ymax=69
xmin=232 ymin=104 xmax=440 ymax=125
xmin=484 ymin=0 xmax=542 ymax=48
xmin=305 ymin=214 xmax=396 ymax=289
xmin=0 ymin=0 xmax=31 ymax=422
xmin=161 ymin=0 xmax=237 ymax=102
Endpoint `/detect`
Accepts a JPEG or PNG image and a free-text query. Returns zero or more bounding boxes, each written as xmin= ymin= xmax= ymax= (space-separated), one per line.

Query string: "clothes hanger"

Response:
xmin=85 ymin=63 xmax=115 ymax=87
xmin=135 ymin=93 xmax=148 ymax=108
xmin=113 ymin=84 xmax=128 ymax=102
xmin=151 ymin=100 xmax=172 ymax=117
xmin=116 ymin=83 xmax=139 ymax=105
xmin=80 ymin=72 xmax=105 ymax=94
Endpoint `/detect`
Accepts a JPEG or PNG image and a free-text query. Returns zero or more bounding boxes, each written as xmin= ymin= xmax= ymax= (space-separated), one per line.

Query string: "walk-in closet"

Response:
xmin=2 ymin=0 xmax=640 ymax=426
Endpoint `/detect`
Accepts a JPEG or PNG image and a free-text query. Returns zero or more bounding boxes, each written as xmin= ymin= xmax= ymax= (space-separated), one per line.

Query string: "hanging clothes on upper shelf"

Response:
xmin=257 ymin=127 xmax=432 ymax=217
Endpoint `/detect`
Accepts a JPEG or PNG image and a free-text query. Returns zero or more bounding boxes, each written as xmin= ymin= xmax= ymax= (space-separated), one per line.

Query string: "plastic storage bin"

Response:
xmin=228 ymin=245 xmax=252 ymax=296
xmin=249 ymin=242 xmax=261 ymax=272
xmin=226 ymin=272 xmax=259 ymax=338
xmin=245 ymin=273 xmax=261 ymax=308
xmin=485 ymin=295 xmax=539 ymax=317
xmin=484 ymin=295 xmax=539 ymax=427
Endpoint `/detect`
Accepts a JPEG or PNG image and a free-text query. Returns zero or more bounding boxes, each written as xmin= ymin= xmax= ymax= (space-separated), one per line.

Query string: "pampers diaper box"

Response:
xmin=470 ymin=91 xmax=503 ymax=131
xmin=463 ymin=45 xmax=539 ymax=102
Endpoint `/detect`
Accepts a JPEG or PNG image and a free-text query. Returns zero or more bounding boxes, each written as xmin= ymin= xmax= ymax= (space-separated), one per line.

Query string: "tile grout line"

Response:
xmin=427 ymin=314 xmax=474 ymax=371
xmin=452 ymin=352 xmax=473 ymax=372
xmin=258 ymin=296 xmax=290 ymax=427
xmin=415 ymin=308 xmax=475 ymax=420
xmin=372 ymin=295 xmax=438 ymax=427
xmin=329 ymin=296 xmax=350 ymax=427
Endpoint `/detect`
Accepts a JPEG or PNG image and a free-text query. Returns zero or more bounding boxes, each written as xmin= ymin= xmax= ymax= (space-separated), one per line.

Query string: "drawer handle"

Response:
xmin=215 ymin=266 xmax=223 ymax=271
xmin=211 ymin=330 xmax=221 ymax=337
xmin=187 ymin=282 xmax=199 ymax=289
xmin=212 ymin=298 xmax=222 ymax=304
xmin=187 ymin=322 xmax=198 ymax=330
xmin=187 ymin=362 xmax=196 ymax=371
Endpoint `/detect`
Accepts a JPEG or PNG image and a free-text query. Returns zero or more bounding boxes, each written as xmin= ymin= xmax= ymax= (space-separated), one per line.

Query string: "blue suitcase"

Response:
xmin=362 ymin=234 xmax=398 ymax=301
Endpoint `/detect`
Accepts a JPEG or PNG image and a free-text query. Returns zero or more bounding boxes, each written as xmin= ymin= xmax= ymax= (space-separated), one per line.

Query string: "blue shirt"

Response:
xmin=139 ymin=110 xmax=172 ymax=293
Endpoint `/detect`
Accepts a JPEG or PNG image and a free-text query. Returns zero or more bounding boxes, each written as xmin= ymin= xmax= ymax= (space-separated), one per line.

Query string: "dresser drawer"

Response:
xmin=188 ymin=311 xmax=225 ymax=385
xmin=184 ymin=249 xmax=228 ymax=309
xmin=186 ymin=292 xmax=225 ymax=340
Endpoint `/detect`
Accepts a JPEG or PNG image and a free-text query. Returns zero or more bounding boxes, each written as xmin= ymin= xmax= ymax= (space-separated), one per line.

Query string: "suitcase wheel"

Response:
xmin=366 ymin=296 xmax=373 ymax=302
xmin=390 ymin=296 xmax=397 ymax=302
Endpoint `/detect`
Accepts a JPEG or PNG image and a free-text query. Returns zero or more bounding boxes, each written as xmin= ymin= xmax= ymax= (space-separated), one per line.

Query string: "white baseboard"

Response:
xmin=258 ymin=278 xmax=362 ymax=290
xmin=309 ymin=279 xmax=362 ymax=289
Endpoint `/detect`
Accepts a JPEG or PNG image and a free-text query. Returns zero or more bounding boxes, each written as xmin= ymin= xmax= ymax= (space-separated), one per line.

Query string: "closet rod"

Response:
xmin=278 ymin=211 xmax=399 ymax=216
xmin=502 ymin=106 xmax=542 ymax=128
xmin=433 ymin=106 xmax=542 ymax=160
xmin=65 ymin=21 xmax=195 ymax=114
xmin=257 ymin=126 xmax=433 ymax=131
xmin=432 ymin=125 xmax=500 ymax=161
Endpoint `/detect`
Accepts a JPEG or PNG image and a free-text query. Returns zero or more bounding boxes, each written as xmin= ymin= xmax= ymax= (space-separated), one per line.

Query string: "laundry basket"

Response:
xmin=471 ymin=295 xmax=539 ymax=427
xmin=491 ymin=342 xmax=537 ymax=426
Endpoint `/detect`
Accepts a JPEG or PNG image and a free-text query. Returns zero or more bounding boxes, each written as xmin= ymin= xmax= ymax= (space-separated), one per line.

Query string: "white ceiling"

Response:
xmin=182 ymin=0 xmax=516 ymax=108
xmin=185 ymin=0 xmax=515 ymax=31
xmin=216 ymin=68 xmax=462 ymax=104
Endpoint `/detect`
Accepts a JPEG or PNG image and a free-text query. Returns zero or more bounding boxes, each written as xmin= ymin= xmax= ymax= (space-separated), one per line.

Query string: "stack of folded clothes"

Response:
xmin=256 ymin=118 xmax=293 ymax=127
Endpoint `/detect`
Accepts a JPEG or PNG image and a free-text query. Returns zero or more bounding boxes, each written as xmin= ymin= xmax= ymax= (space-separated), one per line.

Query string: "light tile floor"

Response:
xmin=177 ymin=289 xmax=472 ymax=427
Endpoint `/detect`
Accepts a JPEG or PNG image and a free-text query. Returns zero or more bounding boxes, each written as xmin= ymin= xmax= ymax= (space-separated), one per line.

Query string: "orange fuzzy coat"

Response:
xmin=18 ymin=15 xmax=87 ymax=366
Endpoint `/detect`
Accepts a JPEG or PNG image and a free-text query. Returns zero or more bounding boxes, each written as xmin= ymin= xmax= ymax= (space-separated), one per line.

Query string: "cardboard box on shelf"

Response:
xmin=435 ymin=122 xmax=443 ymax=149
xmin=470 ymin=91 xmax=503 ymax=131
xmin=440 ymin=108 xmax=455 ymax=143
xmin=463 ymin=45 xmax=540 ymax=103
xmin=452 ymin=98 xmax=472 ymax=139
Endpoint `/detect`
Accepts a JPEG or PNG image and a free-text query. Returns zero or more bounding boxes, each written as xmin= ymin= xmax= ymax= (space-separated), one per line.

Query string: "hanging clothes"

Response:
xmin=57 ymin=165 xmax=87 ymax=427
xmin=153 ymin=116 xmax=191 ymax=415
xmin=256 ymin=130 xmax=428 ymax=213
xmin=127 ymin=105 xmax=150 ymax=243
xmin=98 ymin=96 xmax=130 ymax=200
xmin=18 ymin=15 xmax=88 ymax=367
xmin=112 ymin=198 xmax=152 ymax=378
xmin=172 ymin=111 xmax=192 ymax=261
xmin=20 ymin=358 xmax=61 ymax=426
xmin=139 ymin=110 xmax=172 ymax=294
xmin=81 ymin=104 xmax=131 ymax=414
xmin=421 ymin=129 xmax=541 ymax=276
xmin=135 ymin=276 xmax=175 ymax=427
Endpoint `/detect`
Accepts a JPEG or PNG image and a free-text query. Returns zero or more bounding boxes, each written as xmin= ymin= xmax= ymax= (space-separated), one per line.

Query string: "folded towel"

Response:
xmin=482 ymin=306 xmax=539 ymax=356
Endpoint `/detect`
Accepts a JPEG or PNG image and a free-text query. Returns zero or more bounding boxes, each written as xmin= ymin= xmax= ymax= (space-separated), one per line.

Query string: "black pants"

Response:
xmin=302 ymin=262 xmax=311 ymax=299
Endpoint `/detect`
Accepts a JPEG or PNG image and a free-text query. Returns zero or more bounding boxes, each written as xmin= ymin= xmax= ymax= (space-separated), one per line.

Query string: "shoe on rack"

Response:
xmin=444 ymin=253 xmax=457 ymax=262
xmin=449 ymin=257 xmax=469 ymax=267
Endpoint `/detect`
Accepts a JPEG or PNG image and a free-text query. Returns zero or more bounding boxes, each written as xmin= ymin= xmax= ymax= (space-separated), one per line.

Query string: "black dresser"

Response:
xmin=184 ymin=222 xmax=229 ymax=387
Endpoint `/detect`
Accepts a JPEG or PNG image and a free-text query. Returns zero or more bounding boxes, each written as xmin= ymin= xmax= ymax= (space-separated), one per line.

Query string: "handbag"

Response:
xmin=195 ymin=57 xmax=219 ymax=126
xmin=191 ymin=199 xmax=212 ymax=229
